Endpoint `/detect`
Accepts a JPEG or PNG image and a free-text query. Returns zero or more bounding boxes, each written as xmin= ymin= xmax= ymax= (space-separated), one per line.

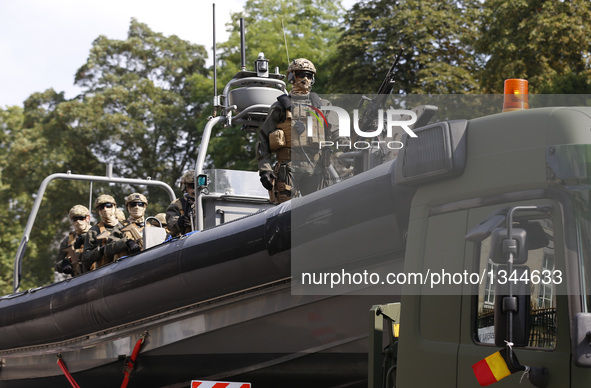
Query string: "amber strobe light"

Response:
xmin=502 ymin=79 xmax=529 ymax=112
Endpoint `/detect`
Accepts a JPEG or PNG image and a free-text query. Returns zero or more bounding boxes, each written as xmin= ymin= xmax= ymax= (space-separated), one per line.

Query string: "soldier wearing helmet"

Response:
xmin=150 ymin=213 xmax=170 ymax=234
xmin=123 ymin=193 xmax=148 ymax=224
xmin=54 ymin=205 xmax=91 ymax=277
xmin=257 ymin=58 xmax=339 ymax=203
xmin=166 ymin=170 xmax=196 ymax=237
xmin=82 ymin=194 xmax=138 ymax=271
xmin=120 ymin=193 xmax=149 ymax=250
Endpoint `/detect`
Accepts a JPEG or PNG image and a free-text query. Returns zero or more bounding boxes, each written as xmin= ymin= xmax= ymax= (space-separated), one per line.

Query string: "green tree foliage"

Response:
xmin=69 ymin=18 xmax=211 ymax=196
xmin=476 ymin=0 xmax=591 ymax=93
xmin=328 ymin=0 xmax=483 ymax=94
xmin=0 ymin=20 xmax=211 ymax=293
xmin=209 ymin=0 xmax=344 ymax=170
xmin=1 ymin=91 xmax=105 ymax=292
xmin=0 ymin=106 xmax=25 ymax=295
xmin=218 ymin=0 xmax=343 ymax=90
xmin=538 ymin=73 xmax=591 ymax=94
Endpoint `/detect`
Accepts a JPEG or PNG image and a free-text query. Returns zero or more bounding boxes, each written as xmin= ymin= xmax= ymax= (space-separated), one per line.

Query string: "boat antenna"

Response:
xmin=212 ymin=3 xmax=218 ymax=116
xmin=240 ymin=18 xmax=246 ymax=71
xmin=281 ymin=17 xmax=290 ymax=66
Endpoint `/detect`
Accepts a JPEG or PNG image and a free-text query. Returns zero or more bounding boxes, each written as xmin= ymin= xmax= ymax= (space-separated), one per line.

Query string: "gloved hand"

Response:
xmin=107 ymin=239 xmax=128 ymax=256
xmin=74 ymin=235 xmax=85 ymax=249
xmin=58 ymin=259 xmax=73 ymax=275
xmin=277 ymin=94 xmax=291 ymax=111
xmin=126 ymin=239 xmax=141 ymax=254
xmin=259 ymin=170 xmax=276 ymax=191
xmin=178 ymin=215 xmax=192 ymax=230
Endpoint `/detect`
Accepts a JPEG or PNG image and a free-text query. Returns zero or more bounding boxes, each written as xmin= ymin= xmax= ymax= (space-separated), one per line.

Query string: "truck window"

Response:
xmin=475 ymin=217 xmax=556 ymax=350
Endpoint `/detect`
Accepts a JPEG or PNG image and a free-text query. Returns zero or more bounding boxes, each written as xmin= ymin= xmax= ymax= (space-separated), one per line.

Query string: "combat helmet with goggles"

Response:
xmin=287 ymin=58 xmax=316 ymax=85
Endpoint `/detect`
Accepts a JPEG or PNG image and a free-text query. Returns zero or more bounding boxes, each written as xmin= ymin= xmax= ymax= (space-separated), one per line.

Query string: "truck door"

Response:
xmin=397 ymin=210 xmax=469 ymax=387
xmin=456 ymin=200 xmax=570 ymax=387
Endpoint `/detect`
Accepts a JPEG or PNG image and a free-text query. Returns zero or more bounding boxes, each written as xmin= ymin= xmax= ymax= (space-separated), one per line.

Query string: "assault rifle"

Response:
xmin=346 ymin=49 xmax=404 ymax=174
xmin=184 ymin=193 xmax=196 ymax=232
xmin=348 ymin=49 xmax=437 ymax=173
xmin=121 ymin=223 xmax=144 ymax=250
xmin=62 ymin=244 xmax=80 ymax=265
xmin=355 ymin=48 xmax=404 ymax=140
xmin=61 ymin=244 xmax=80 ymax=275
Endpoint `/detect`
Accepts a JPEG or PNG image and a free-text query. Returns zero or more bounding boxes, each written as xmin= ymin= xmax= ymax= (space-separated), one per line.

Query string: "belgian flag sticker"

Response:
xmin=472 ymin=348 xmax=520 ymax=386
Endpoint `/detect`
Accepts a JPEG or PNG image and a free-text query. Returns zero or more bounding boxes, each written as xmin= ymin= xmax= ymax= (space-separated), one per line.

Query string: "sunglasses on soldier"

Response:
xmin=71 ymin=216 xmax=86 ymax=222
xmin=129 ymin=202 xmax=146 ymax=208
xmin=97 ymin=203 xmax=114 ymax=211
xmin=294 ymin=71 xmax=314 ymax=79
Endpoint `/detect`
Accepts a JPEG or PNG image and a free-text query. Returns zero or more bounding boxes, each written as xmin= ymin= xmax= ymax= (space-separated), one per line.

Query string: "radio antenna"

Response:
xmin=281 ymin=17 xmax=290 ymax=66
xmin=240 ymin=18 xmax=246 ymax=71
xmin=212 ymin=3 xmax=218 ymax=115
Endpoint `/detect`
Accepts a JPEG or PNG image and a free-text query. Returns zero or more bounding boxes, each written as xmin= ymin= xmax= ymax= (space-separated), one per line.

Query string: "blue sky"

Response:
xmin=0 ymin=0 xmax=357 ymax=108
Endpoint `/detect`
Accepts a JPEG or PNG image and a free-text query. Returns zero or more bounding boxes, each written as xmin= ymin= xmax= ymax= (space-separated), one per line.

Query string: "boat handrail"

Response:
xmin=13 ymin=171 xmax=176 ymax=293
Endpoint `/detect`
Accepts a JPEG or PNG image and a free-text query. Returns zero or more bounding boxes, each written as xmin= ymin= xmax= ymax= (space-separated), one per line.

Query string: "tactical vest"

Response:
xmin=270 ymin=93 xmax=325 ymax=158
xmin=92 ymin=221 xmax=127 ymax=270
xmin=66 ymin=232 xmax=84 ymax=276
xmin=121 ymin=220 xmax=145 ymax=250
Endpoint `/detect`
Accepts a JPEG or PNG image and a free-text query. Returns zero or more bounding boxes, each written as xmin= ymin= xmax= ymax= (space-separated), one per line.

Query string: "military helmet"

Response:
xmin=287 ymin=58 xmax=316 ymax=84
xmin=124 ymin=193 xmax=148 ymax=207
xmin=151 ymin=213 xmax=168 ymax=227
xmin=287 ymin=58 xmax=316 ymax=75
xmin=69 ymin=205 xmax=90 ymax=219
xmin=94 ymin=194 xmax=116 ymax=209
xmin=180 ymin=170 xmax=195 ymax=191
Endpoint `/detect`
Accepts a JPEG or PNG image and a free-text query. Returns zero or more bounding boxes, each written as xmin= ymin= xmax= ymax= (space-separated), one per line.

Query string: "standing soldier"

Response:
xmin=120 ymin=193 xmax=149 ymax=250
xmin=257 ymin=58 xmax=339 ymax=203
xmin=166 ymin=170 xmax=196 ymax=237
xmin=54 ymin=205 xmax=91 ymax=277
xmin=82 ymin=194 xmax=140 ymax=271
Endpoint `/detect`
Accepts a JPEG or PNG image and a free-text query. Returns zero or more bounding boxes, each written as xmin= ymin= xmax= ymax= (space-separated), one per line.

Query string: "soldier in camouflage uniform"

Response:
xmin=166 ymin=170 xmax=195 ymax=237
xmin=257 ymin=58 xmax=338 ymax=203
xmin=82 ymin=194 xmax=140 ymax=271
xmin=54 ymin=205 xmax=91 ymax=277
xmin=120 ymin=193 xmax=149 ymax=250
xmin=150 ymin=213 xmax=170 ymax=234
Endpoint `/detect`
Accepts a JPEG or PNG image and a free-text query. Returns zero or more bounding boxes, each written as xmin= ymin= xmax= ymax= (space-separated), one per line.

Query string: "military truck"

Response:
xmin=363 ymin=89 xmax=591 ymax=387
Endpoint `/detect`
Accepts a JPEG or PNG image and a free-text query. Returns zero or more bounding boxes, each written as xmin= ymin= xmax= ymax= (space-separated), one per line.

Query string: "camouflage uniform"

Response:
xmin=151 ymin=213 xmax=170 ymax=235
xmin=82 ymin=195 xmax=134 ymax=271
xmin=166 ymin=170 xmax=195 ymax=237
xmin=120 ymin=193 xmax=149 ymax=250
xmin=54 ymin=205 xmax=91 ymax=277
xmin=257 ymin=58 xmax=338 ymax=203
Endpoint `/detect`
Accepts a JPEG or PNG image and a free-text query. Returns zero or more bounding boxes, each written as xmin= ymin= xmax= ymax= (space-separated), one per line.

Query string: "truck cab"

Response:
xmin=386 ymin=105 xmax=591 ymax=387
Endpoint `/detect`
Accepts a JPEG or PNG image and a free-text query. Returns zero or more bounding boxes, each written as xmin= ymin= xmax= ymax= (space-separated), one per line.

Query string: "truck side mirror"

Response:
xmin=490 ymin=227 xmax=531 ymax=347
xmin=493 ymin=265 xmax=531 ymax=347
xmin=490 ymin=227 xmax=527 ymax=264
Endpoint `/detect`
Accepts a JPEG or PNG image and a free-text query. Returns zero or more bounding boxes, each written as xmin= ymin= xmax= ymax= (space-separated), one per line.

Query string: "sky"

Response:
xmin=0 ymin=0 xmax=357 ymax=109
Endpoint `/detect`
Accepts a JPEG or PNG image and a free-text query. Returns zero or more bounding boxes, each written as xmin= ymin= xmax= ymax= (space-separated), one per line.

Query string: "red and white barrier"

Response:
xmin=191 ymin=380 xmax=251 ymax=388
